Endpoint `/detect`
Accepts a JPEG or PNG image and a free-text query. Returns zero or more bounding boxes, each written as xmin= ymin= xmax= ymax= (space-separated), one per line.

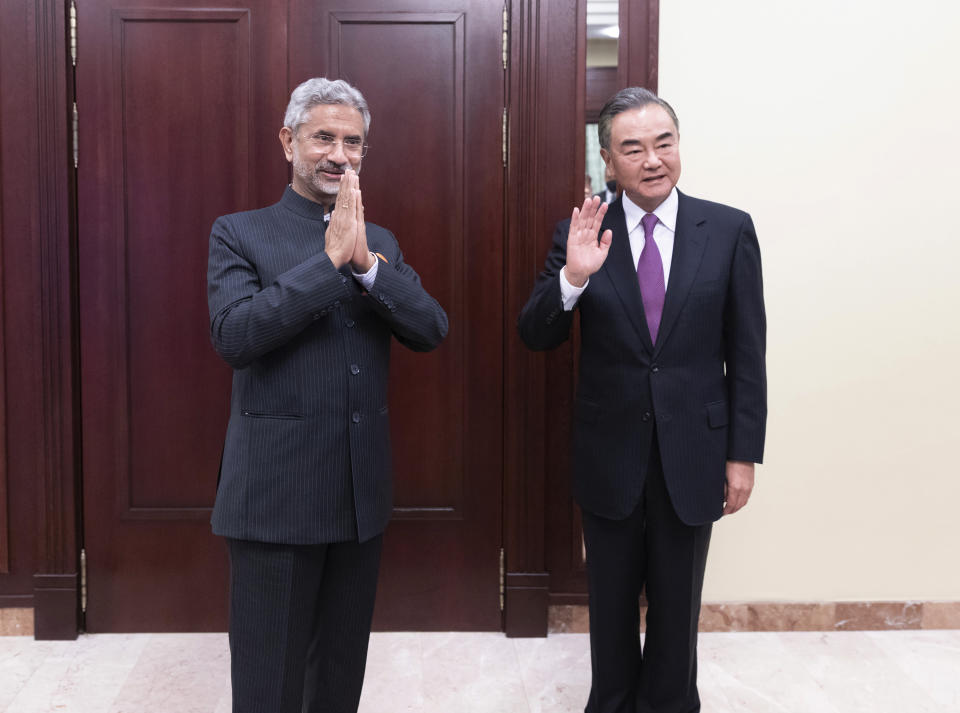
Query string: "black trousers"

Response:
xmin=226 ymin=536 xmax=383 ymax=713
xmin=581 ymin=441 xmax=712 ymax=713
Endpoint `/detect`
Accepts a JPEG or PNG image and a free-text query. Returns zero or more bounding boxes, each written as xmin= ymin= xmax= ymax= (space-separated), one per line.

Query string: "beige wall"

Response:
xmin=658 ymin=0 xmax=960 ymax=601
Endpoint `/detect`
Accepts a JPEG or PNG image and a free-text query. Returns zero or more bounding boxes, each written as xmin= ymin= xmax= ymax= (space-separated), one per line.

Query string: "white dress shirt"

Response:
xmin=560 ymin=187 xmax=679 ymax=310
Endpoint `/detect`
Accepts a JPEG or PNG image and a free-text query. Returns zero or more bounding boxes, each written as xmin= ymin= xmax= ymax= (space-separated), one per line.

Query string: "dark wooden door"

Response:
xmin=292 ymin=1 xmax=506 ymax=631
xmin=76 ymin=0 xmax=289 ymax=632
xmin=78 ymin=0 xmax=504 ymax=631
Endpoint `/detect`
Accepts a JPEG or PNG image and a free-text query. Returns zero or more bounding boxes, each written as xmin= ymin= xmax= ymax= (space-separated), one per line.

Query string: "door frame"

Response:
xmin=22 ymin=0 xmax=659 ymax=639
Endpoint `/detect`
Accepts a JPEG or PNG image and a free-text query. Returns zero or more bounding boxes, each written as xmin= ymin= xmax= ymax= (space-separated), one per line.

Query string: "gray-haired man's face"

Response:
xmin=600 ymin=104 xmax=681 ymax=213
xmin=280 ymin=104 xmax=365 ymax=207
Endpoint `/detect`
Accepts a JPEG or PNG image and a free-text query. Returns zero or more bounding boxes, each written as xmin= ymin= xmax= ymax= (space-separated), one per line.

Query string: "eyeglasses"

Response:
xmin=303 ymin=133 xmax=369 ymax=158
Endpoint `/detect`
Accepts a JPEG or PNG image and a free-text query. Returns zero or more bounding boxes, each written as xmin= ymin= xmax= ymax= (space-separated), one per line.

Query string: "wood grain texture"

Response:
xmin=619 ymin=0 xmax=659 ymax=92
xmin=78 ymin=0 xmax=287 ymax=632
xmin=0 ymin=59 xmax=6 ymax=576
xmin=503 ymin=0 xmax=592 ymax=636
xmin=33 ymin=0 xmax=81 ymax=640
xmin=0 ymin=0 xmax=43 ymax=604
xmin=315 ymin=2 xmax=505 ymax=631
xmin=586 ymin=66 xmax=618 ymax=123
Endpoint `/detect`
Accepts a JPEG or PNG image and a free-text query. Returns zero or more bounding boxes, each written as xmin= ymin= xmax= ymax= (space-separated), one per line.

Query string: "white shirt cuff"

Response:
xmin=559 ymin=266 xmax=588 ymax=311
xmin=351 ymin=254 xmax=379 ymax=291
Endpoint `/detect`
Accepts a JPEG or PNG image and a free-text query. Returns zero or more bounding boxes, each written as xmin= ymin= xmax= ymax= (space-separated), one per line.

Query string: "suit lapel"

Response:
xmin=655 ymin=191 xmax=708 ymax=354
xmin=600 ymin=198 xmax=655 ymax=354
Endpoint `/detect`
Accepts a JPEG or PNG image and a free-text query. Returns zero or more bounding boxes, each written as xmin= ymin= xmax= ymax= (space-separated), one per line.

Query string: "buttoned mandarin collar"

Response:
xmin=280 ymin=185 xmax=332 ymax=222
xmin=622 ymin=186 xmax=679 ymax=235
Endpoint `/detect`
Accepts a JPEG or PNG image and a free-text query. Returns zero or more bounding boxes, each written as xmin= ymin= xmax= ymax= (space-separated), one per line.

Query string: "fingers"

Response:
xmin=325 ymin=172 xmax=361 ymax=268
xmin=335 ymin=170 xmax=353 ymax=210
xmin=590 ymin=202 xmax=609 ymax=235
xmin=570 ymin=197 xmax=606 ymax=244
xmin=598 ymin=229 xmax=613 ymax=251
xmin=722 ymin=464 xmax=754 ymax=516
xmin=723 ymin=491 xmax=749 ymax=516
xmin=353 ymin=188 xmax=367 ymax=250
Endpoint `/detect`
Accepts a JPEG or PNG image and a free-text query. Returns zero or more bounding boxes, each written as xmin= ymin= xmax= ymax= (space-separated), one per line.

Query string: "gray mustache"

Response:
xmin=315 ymin=161 xmax=347 ymax=175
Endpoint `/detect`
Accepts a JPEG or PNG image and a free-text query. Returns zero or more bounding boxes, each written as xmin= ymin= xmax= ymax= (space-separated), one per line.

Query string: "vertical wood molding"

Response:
xmin=504 ymin=0 xmax=586 ymax=636
xmin=619 ymin=0 xmax=659 ymax=92
xmin=503 ymin=0 xmax=547 ymax=636
xmin=33 ymin=0 xmax=80 ymax=640
xmin=0 ymin=88 xmax=7 ymax=575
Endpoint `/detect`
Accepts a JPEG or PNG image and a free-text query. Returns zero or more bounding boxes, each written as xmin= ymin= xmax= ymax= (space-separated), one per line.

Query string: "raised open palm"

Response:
xmin=565 ymin=196 xmax=613 ymax=287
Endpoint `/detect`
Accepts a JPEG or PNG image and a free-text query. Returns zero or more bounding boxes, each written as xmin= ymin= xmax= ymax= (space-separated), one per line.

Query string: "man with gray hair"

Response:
xmin=520 ymin=87 xmax=766 ymax=712
xmin=207 ymin=77 xmax=448 ymax=713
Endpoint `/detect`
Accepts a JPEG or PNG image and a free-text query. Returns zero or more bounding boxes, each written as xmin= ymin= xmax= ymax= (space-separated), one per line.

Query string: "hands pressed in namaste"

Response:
xmin=324 ymin=169 xmax=375 ymax=272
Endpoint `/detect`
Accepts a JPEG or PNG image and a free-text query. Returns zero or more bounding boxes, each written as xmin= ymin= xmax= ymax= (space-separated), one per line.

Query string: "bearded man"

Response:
xmin=207 ymin=77 xmax=447 ymax=713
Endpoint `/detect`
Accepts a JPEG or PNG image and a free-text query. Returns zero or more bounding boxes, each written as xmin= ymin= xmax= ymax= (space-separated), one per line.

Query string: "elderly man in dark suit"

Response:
xmin=519 ymin=87 xmax=766 ymax=713
xmin=207 ymin=77 xmax=447 ymax=713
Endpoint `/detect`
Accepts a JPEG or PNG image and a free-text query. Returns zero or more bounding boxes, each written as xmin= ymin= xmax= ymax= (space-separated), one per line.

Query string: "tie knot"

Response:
xmin=641 ymin=213 xmax=658 ymax=238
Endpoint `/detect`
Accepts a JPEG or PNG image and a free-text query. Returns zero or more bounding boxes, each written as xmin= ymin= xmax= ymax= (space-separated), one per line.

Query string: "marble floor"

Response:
xmin=1 ymin=630 xmax=959 ymax=713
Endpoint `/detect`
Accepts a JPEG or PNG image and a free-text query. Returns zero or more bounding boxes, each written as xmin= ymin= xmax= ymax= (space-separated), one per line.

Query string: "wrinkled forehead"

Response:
xmin=299 ymin=103 xmax=365 ymax=137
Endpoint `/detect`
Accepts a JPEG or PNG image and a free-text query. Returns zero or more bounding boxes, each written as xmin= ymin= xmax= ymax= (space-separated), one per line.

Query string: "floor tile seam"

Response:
xmin=506 ymin=638 xmax=535 ymax=713
xmin=101 ymin=632 xmax=163 ymax=711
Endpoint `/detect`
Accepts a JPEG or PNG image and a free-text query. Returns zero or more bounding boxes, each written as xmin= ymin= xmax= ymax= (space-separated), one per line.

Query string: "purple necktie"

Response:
xmin=637 ymin=213 xmax=665 ymax=344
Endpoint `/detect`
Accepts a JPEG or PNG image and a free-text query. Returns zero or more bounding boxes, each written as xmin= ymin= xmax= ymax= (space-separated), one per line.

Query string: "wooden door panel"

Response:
xmin=334 ymin=15 xmax=467 ymax=514
xmin=81 ymin=0 xmax=504 ymax=632
xmin=301 ymin=4 xmax=504 ymax=630
xmin=120 ymin=9 xmax=248 ymax=511
xmin=337 ymin=15 xmax=466 ymax=515
xmin=79 ymin=0 xmax=287 ymax=631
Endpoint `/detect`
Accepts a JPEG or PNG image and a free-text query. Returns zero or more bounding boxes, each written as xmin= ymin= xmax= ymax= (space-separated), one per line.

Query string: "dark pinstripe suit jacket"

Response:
xmin=518 ymin=192 xmax=766 ymax=525
xmin=207 ymin=187 xmax=448 ymax=544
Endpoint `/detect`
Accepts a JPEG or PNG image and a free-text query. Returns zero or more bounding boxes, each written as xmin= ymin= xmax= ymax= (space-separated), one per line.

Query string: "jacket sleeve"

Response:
xmin=207 ymin=215 xmax=353 ymax=369
xmin=517 ymin=219 xmax=577 ymax=351
xmin=723 ymin=213 xmax=767 ymax=463
xmin=363 ymin=231 xmax=448 ymax=352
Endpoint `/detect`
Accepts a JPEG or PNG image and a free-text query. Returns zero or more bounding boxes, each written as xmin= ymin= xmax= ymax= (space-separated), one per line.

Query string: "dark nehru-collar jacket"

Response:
xmin=207 ymin=186 xmax=448 ymax=544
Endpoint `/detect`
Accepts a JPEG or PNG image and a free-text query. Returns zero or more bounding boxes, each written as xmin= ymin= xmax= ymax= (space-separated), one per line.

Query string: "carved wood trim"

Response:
xmin=505 ymin=0 xmax=591 ymax=635
xmin=34 ymin=0 xmax=80 ymax=639
xmin=0 ymin=96 xmax=7 ymax=575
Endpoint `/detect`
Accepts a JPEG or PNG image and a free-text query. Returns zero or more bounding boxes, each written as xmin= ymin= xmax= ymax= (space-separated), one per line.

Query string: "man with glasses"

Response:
xmin=520 ymin=87 xmax=766 ymax=713
xmin=207 ymin=77 xmax=448 ymax=713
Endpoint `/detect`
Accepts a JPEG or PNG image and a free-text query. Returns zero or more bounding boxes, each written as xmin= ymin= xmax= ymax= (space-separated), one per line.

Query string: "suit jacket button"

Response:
xmin=651 ymin=365 xmax=660 ymax=373
xmin=350 ymin=364 xmax=360 ymax=375
xmin=642 ymin=411 xmax=651 ymax=422
xmin=352 ymin=412 xmax=361 ymax=423
xmin=345 ymin=319 xmax=355 ymax=328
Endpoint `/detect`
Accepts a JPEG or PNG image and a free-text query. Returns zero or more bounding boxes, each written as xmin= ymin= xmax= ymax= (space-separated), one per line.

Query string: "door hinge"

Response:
xmin=501 ymin=107 xmax=507 ymax=167
xmin=72 ymin=102 xmax=79 ymax=169
xmin=501 ymin=4 xmax=509 ymax=70
xmin=80 ymin=548 xmax=87 ymax=613
xmin=69 ymin=0 xmax=77 ymax=66
xmin=499 ymin=547 xmax=505 ymax=612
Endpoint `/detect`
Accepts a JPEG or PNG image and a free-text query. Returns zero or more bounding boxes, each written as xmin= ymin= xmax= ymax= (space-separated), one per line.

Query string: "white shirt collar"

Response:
xmin=622 ymin=186 xmax=679 ymax=234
